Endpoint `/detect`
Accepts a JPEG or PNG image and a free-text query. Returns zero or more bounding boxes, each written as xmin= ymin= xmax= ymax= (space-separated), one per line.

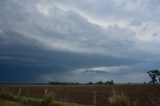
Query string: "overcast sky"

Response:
xmin=0 ymin=0 xmax=160 ymax=83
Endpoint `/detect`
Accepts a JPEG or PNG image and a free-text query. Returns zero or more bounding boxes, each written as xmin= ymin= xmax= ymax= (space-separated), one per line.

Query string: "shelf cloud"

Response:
xmin=0 ymin=0 xmax=160 ymax=83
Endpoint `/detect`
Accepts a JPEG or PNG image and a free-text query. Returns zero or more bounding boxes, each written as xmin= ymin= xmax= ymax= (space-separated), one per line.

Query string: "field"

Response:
xmin=0 ymin=85 xmax=160 ymax=106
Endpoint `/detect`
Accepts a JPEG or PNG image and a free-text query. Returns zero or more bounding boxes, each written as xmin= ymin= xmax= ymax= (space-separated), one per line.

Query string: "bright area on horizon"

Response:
xmin=0 ymin=0 xmax=160 ymax=83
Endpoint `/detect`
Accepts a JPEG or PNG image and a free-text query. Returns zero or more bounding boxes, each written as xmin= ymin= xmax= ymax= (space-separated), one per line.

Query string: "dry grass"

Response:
xmin=0 ymin=99 xmax=28 ymax=106
xmin=149 ymin=96 xmax=160 ymax=106
xmin=108 ymin=89 xmax=130 ymax=106
xmin=108 ymin=89 xmax=160 ymax=106
xmin=40 ymin=93 xmax=55 ymax=106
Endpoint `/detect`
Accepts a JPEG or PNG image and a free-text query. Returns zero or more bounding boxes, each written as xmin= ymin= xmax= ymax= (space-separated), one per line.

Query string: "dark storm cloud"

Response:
xmin=0 ymin=0 xmax=160 ymax=83
xmin=0 ymin=30 xmax=141 ymax=82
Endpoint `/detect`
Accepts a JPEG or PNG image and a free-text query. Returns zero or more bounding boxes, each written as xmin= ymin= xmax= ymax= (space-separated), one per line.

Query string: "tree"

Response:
xmin=110 ymin=80 xmax=114 ymax=85
xmin=87 ymin=81 xmax=93 ymax=85
xmin=147 ymin=70 xmax=160 ymax=84
xmin=96 ymin=81 xmax=103 ymax=85
xmin=104 ymin=80 xmax=114 ymax=85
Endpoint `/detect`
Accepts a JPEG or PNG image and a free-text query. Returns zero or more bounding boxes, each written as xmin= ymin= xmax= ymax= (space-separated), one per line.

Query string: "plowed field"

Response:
xmin=0 ymin=85 xmax=160 ymax=106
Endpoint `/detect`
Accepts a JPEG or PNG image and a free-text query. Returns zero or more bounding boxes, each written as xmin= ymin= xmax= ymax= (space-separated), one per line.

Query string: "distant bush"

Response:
xmin=108 ymin=90 xmax=130 ymax=106
xmin=40 ymin=93 xmax=55 ymax=106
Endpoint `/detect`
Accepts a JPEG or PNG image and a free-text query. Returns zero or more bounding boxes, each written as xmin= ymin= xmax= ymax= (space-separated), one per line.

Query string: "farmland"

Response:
xmin=0 ymin=85 xmax=160 ymax=106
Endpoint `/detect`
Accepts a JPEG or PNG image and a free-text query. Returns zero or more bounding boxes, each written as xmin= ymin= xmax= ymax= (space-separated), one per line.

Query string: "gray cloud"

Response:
xmin=1 ymin=0 xmax=159 ymax=58
xmin=0 ymin=0 xmax=160 ymax=83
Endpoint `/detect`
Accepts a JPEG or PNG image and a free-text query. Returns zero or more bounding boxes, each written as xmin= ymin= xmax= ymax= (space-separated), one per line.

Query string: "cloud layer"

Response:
xmin=0 ymin=0 xmax=160 ymax=83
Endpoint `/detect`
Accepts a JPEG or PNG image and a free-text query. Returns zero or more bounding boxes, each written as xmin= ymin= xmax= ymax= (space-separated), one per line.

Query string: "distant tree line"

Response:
xmin=48 ymin=80 xmax=114 ymax=85
xmin=48 ymin=81 xmax=80 ymax=85
xmin=86 ymin=80 xmax=114 ymax=85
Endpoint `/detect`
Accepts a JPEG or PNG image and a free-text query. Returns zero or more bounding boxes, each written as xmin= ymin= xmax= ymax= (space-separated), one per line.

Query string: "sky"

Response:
xmin=0 ymin=0 xmax=160 ymax=83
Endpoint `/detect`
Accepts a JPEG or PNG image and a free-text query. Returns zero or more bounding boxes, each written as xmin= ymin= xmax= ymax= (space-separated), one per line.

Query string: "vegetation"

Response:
xmin=109 ymin=90 xmax=130 ymax=106
xmin=108 ymin=89 xmax=160 ymax=106
xmin=40 ymin=93 xmax=55 ymax=106
xmin=0 ymin=99 xmax=27 ymax=106
xmin=0 ymin=91 xmax=85 ymax=106
xmin=0 ymin=91 xmax=41 ymax=106
xmin=0 ymin=92 xmax=17 ymax=101
xmin=147 ymin=70 xmax=160 ymax=84
xmin=49 ymin=80 xmax=114 ymax=85
xmin=149 ymin=96 xmax=160 ymax=106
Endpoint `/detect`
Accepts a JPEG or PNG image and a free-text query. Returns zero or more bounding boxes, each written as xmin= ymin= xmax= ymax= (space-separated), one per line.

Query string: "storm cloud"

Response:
xmin=0 ymin=0 xmax=160 ymax=83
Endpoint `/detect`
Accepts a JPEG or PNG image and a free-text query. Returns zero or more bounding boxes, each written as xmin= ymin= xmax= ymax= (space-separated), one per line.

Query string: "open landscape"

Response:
xmin=0 ymin=84 xmax=160 ymax=106
xmin=1 ymin=0 xmax=160 ymax=106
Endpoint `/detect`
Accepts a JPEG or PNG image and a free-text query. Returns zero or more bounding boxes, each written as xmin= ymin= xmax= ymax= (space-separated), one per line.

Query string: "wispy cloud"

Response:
xmin=73 ymin=66 xmax=130 ymax=74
